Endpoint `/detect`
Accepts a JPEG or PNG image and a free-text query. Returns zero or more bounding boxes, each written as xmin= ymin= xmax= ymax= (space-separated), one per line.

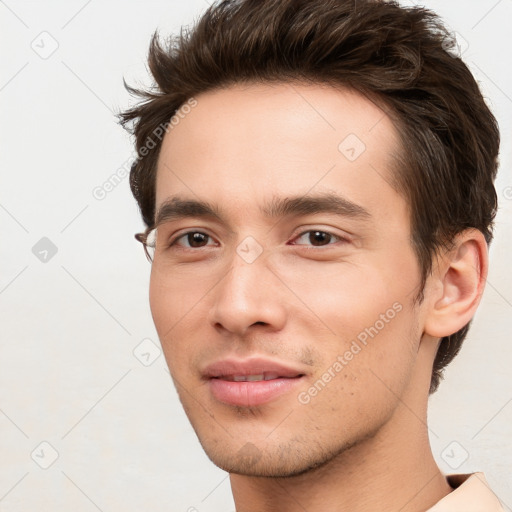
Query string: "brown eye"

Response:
xmin=172 ymin=231 xmax=215 ymax=249
xmin=309 ymin=231 xmax=332 ymax=246
xmin=187 ymin=232 xmax=209 ymax=247
xmin=293 ymin=230 xmax=343 ymax=247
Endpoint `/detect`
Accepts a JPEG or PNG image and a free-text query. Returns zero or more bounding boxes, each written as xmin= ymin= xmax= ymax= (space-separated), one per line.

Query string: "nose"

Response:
xmin=208 ymin=251 xmax=287 ymax=337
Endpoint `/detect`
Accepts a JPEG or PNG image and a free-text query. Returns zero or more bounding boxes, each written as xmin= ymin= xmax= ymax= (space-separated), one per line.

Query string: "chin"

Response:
xmin=197 ymin=435 xmax=359 ymax=478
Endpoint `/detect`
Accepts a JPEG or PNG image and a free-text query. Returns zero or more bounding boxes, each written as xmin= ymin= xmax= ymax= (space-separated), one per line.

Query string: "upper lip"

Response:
xmin=202 ymin=357 xmax=306 ymax=379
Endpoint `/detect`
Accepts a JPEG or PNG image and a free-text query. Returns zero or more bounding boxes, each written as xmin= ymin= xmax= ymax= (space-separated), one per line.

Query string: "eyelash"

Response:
xmin=167 ymin=229 xmax=349 ymax=250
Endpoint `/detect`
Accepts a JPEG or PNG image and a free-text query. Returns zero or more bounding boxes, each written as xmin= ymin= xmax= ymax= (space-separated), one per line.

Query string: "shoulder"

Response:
xmin=426 ymin=473 xmax=505 ymax=512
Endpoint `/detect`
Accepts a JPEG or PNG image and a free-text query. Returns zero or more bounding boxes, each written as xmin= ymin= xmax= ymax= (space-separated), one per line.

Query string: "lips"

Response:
xmin=203 ymin=357 xmax=306 ymax=407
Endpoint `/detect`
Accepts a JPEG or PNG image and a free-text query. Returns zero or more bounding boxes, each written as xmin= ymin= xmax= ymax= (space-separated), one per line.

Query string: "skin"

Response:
xmin=149 ymin=82 xmax=488 ymax=511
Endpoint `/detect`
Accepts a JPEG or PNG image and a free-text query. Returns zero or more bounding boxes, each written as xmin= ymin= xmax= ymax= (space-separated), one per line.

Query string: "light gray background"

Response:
xmin=0 ymin=0 xmax=511 ymax=510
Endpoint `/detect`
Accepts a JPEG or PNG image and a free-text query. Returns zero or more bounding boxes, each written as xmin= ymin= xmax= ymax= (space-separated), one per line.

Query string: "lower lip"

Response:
xmin=208 ymin=377 xmax=302 ymax=407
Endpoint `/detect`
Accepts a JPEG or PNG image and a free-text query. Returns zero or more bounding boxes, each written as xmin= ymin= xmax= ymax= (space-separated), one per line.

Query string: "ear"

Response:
xmin=423 ymin=229 xmax=489 ymax=338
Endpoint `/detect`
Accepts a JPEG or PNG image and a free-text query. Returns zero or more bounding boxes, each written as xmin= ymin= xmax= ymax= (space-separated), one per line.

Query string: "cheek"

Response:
xmin=286 ymin=257 xmax=419 ymax=391
xmin=149 ymin=267 xmax=204 ymax=371
xmin=280 ymin=256 xmax=412 ymax=336
xmin=149 ymin=264 xmax=214 ymax=331
xmin=295 ymin=305 xmax=419 ymax=442
xmin=149 ymin=269 xmax=176 ymax=336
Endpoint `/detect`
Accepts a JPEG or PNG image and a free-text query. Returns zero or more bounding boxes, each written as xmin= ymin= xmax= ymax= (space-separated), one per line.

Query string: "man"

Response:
xmin=120 ymin=0 xmax=505 ymax=509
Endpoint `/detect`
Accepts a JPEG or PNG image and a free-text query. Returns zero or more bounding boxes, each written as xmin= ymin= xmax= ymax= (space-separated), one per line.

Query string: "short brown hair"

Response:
xmin=119 ymin=0 xmax=500 ymax=393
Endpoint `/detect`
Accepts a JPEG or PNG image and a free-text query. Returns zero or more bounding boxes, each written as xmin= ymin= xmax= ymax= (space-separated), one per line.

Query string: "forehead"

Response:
xmin=155 ymin=82 xmax=403 ymax=222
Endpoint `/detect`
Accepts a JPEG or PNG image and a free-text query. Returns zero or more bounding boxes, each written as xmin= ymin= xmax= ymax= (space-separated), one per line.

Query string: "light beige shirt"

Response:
xmin=427 ymin=473 xmax=505 ymax=511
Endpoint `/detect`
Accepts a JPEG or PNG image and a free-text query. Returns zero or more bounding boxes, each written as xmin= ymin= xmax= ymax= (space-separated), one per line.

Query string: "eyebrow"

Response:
xmin=154 ymin=192 xmax=372 ymax=226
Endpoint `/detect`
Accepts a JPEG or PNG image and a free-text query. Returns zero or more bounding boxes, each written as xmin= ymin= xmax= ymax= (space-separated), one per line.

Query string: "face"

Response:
xmin=150 ymin=82 xmax=426 ymax=477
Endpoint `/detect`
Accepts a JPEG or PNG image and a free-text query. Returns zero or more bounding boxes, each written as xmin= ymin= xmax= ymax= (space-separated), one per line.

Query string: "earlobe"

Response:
xmin=423 ymin=229 xmax=488 ymax=339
